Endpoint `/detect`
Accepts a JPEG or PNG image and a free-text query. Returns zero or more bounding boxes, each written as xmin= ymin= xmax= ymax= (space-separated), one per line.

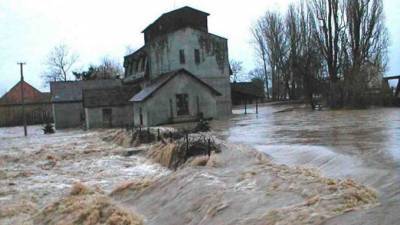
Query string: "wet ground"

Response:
xmin=212 ymin=104 xmax=400 ymax=224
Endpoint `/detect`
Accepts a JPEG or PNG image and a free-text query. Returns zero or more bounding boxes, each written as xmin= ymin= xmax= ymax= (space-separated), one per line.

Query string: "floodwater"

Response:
xmin=212 ymin=104 xmax=400 ymax=224
xmin=0 ymin=126 xmax=168 ymax=224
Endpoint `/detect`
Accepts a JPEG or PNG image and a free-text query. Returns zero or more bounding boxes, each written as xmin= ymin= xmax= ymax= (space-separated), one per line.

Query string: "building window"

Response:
xmin=139 ymin=107 xmax=143 ymax=126
xmin=179 ymin=50 xmax=185 ymax=64
xmin=194 ymin=49 xmax=200 ymax=64
xmin=176 ymin=94 xmax=189 ymax=116
xmin=102 ymin=108 xmax=112 ymax=127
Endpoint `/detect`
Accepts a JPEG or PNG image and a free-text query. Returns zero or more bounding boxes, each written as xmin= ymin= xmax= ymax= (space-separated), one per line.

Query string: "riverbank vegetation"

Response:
xmin=251 ymin=0 xmax=390 ymax=108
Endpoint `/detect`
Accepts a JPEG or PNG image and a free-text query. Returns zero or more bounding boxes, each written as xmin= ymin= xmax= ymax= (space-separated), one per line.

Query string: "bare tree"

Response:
xmin=230 ymin=59 xmax=244 ymax=82
xmin=42 ymin=44 xmax=78 ymax=85
xmin=261 ymin=11 xmax=288 ymax=100
xmin=251 ymin=21 xmax=270 ymax=98
xmin=310 ymin=0 xmax=346 ymax=82
xmin=252 ymin=0 xmax=388 ymax=108
xmin=344 ymin=0 xmax=389 ymax=105
xmin=97 ymin=56 xmax=124 ymax=79
xmin=285 ymin=4 xmax=303 ymax=99
xmin=73 ymin=56 xmax=123 ymax=81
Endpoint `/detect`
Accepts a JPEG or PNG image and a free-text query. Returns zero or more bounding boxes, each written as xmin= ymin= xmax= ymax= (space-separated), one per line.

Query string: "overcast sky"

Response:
xmin=1 ymin=0 xmax=399 ymax=94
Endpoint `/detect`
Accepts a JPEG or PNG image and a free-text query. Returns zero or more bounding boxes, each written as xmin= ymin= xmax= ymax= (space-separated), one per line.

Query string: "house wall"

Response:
xmin=0 ymin=103 xmax=52 ymax=127
xmin=50 ymin=80 xmax=123 ymax=129
xmin=52 ymin=102 xmax=83 ymax=129
xmin=133 ymin=73 xmax=217 ymax=126
xmin=145 ymin=28 xmax=231 ymax=116
xmin=85 ymin=105 xmax=134 ymax=129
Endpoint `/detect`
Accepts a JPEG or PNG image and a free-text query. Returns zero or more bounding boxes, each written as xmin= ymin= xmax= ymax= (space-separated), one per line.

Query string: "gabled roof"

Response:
xmin=0 ymin=80 xmax=50 ymax=105
xmin=83 ymin=85 xmax=141 ymax=108
xmin=130 ymin=69 xmax=221 ymax=102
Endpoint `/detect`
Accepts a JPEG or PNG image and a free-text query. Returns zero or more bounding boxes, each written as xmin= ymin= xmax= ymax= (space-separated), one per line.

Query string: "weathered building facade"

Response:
xmin=0 ymin=81 xmax=52 ymax=127
xmin=131 ymin=69 xmax=221 ymax=126
xmin=50 ymin=80 xmax=122 ymax=129
xmin=83 ymin=86 xmax=139 ymax=129
xmin=124 ymin=6 xmax=232 ymax=126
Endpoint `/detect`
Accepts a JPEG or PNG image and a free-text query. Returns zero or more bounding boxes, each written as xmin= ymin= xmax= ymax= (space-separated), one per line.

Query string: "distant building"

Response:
xmin=231 ymin=81 xmax=265 ymax=105
xmin=0 ymin=81 xmax=52 ymax=127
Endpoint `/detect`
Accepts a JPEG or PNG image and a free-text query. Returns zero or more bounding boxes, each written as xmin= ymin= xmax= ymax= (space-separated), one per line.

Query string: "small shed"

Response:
xmin=83 ymin=86 xmax=140 ymax=129
xmin=130 ymin=69 xmax=221 ymax=126
xmin=231 ymin=81 xmax=265 ymax=105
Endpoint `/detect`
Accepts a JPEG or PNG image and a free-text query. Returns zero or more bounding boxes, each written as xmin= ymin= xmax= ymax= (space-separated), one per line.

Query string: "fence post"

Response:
xmin=185 ymin=132 xmax=189 ymax=160
xmin=244 ymin=99 xmax=247 ymax=114
xmin=207 ymin=138 xmax=211 ymax=156
xmin=186 ymin=132 xmax=189 ymax=152
xmin=256 ymin=98 xmax=259 ymax=114
xmin=157 ymin=128 xmax=160 ymax=141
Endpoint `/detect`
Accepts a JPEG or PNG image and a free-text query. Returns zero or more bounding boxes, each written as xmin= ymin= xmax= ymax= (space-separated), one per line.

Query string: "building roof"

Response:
xmin=130 ymin=69 xmax=221 ymax=102
xmin=142 ymin=6 xmax=209 ymax=33
xmin=231 ymin=82 xmax=265 ymax=98
xmin=142 ymin=6 xmax=210 ymax=43
xmin=83 ymin=85 xmax=141 ymax=108
xmin=50 ymin=79 xmax=122 ymax=103
xmin=0 ymin=81 xmax=50 ymax=105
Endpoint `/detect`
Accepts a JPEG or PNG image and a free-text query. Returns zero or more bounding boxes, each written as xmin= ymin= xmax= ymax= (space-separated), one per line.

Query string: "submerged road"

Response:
xmin=212 ymin=104 xmax=400 ymax=225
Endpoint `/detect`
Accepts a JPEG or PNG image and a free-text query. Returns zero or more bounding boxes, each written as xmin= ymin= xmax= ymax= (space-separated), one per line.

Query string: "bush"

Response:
xmin=42 ymin=123 xmax=55 ymax=134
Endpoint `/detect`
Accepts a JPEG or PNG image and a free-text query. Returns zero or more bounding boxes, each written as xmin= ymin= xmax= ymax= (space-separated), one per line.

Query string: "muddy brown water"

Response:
xmin=212 ymin=104 xmax=400 ymax=224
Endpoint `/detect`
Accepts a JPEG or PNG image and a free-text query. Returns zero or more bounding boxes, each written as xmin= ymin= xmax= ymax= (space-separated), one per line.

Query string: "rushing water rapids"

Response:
xmin=212 ymin=104 xmax=400 ymax=224
xmin=0 ymin=105 xmax=398 ymax=225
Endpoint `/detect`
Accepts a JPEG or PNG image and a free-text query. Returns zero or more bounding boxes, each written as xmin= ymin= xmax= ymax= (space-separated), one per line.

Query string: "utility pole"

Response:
xmin=18 ymin=62 xmax=27 ymax=136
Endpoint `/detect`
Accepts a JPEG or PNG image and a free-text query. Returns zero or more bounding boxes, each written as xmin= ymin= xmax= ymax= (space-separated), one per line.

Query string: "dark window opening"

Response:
xmin=139 ymin=107 xmax=143 ymax=126
xmin=194 ymin=49 xmax=200 ymax=64
xmin=141 ymin=58 xmax=146 ymax=71
xmin=176 ymin=94 xmax=189 ymax=116
xmin=135 ymin=61 xmax=140 ymax=72
xmin=102 ymin=108 xmax=112 ymax=127
xmin=179 ymin=50 xmax=185 ymax=64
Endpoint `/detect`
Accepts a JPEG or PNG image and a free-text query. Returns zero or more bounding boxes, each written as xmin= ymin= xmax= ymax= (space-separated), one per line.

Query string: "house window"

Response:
xmin=194 ymin=49 xmax=200 ymax=64
xmin=179 ymin=50 xmax=185 ymax=64
xmin=102 ymin=108 xmax=112 ymax=127
xmin=139 ymin=107 xmax=143 ymax=126
xmin=176 ymin=94 xmax=189 ymax=116
xmin=135 ymin=60 xmax=140 ymax=72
